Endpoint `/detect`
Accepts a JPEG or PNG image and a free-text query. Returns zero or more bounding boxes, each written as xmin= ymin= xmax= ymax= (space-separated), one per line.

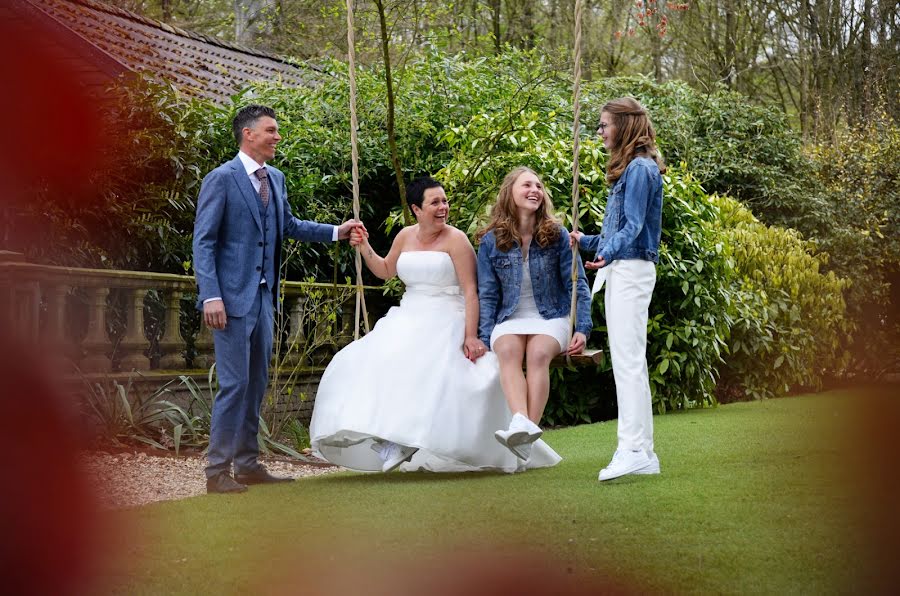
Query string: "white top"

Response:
xmin=508 ymin=258 xmax=540 ymax=319
xmin=238 ymin=150 xmax=265 ymax=192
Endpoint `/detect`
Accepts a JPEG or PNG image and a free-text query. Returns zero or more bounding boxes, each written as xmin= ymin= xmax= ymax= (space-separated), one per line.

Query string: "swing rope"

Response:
xmin=566 ymin=0 xmax=585 ymax=366
xmin=345 ymin=0 xmax=370 ymax=340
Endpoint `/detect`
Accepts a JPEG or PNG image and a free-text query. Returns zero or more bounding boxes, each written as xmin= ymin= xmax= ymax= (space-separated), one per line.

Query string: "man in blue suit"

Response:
xmin=193 ymin=104 xmax=361 ymax=494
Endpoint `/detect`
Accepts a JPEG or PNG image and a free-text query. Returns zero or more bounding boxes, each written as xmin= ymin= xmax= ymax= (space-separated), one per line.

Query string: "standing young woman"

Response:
xmin=477 ymin=167 xmax=592 ymax=461
xmin=571 ymin=97 xmax=665 ymax=481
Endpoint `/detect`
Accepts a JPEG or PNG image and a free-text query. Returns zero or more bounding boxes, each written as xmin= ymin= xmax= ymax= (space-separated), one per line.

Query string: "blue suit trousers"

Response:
xmin=206 ymin=284 xmax=274 ymax=478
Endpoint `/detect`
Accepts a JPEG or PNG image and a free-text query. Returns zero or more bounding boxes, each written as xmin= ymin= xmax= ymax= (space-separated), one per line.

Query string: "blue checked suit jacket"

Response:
xmin=192 ymin=155 xmax=334 ymax=318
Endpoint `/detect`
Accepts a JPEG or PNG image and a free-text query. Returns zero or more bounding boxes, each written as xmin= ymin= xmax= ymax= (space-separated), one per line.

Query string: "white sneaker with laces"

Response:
xmin=379 ymin=441 xmax=419 ymax=473
xmin=597 ymin=449 xmax=653 ymax=481
xmin=632 ymin=451 xmax=660 ymax=475
xmin=494 ymin=413 xmax=542 ymax=460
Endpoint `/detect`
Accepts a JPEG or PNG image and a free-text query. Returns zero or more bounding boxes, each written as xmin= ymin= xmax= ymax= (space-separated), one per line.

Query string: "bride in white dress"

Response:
xmin=309 ymin=177 xmax=561 ymax=473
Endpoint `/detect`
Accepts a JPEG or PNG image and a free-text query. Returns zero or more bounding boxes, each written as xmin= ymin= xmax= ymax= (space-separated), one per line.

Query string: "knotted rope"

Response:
xmin=567 ymin=0 xmax=585 ymax=364
xmin=345 ymin=0 xmax=370 ymax=339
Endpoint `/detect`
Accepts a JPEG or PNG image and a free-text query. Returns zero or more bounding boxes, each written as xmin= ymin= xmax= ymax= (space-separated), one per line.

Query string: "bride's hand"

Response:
xmin=350 ymin=226 xmax=369 ymax=247
xmin=464 ymin=337 xmax=488 ymax=362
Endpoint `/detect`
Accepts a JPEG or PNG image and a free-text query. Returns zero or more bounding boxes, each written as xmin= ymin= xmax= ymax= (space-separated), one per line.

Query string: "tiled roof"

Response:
xmin=9 ymin=0 xmax=319 ymax=103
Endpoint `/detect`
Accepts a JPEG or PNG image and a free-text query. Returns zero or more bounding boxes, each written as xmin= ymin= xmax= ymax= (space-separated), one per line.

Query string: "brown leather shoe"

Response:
xmin=206 ymin=472 xmax=247 ymax=494
xmin=234 ymin=466 xmax=294 ymax=485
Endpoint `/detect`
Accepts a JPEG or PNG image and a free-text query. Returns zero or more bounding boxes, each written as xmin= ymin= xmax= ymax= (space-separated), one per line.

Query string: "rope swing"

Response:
xmin=568 ymin=0 xmax=585 ymax=334
xmin=345 ymin=0 xmax=370 ymax=340
xmin=560 ymin=0 xmax=603 ymax=368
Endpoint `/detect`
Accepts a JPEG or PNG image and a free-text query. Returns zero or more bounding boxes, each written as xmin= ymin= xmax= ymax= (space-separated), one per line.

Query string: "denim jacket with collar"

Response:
xmin=477 ymin=224 xmax=592 ymax=346
xmin=578 ymin=156 xmax=663 ymax=265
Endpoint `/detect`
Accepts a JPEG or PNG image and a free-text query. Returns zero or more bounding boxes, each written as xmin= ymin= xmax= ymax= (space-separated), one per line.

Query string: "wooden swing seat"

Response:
xmin=550 ymin=347 xmax=604 ymax=368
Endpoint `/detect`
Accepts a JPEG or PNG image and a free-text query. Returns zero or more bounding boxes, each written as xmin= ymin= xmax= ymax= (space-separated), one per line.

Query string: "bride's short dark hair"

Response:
xmin=407 ymin=176 xmax=443 ymax=212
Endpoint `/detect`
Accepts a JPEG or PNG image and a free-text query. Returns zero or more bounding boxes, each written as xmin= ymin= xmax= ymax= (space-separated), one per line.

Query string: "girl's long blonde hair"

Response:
xmin=602 ymin=97 xmax=666 ymax=184
xmin=477 ymin=166 xmax=560 ymax=251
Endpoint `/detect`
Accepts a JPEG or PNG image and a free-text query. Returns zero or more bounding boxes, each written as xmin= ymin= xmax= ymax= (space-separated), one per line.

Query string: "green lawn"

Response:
xmin=95 ymin=390 xmax=889 ymax=594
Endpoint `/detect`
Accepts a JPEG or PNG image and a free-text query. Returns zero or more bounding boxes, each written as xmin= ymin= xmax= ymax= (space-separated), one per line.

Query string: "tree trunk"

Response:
xmin=603 ymin=0 xmax=627 ymax=76
xmin=649 ymin=9 xmax=663 ymax=81
xmin=859 ymin=0 xmax=873 ymax=120
xmin=521 ymin=0 xmax=535 ymax=49
xmin=374 ymin=0 xmax=411 ymax=225
xmin=799 ymin=0 xmax=811 ymax=142
xmin=491 ymin=0 xmax=502 ymax=53
xmin=724 ymin=0 xmax=736 ymax=86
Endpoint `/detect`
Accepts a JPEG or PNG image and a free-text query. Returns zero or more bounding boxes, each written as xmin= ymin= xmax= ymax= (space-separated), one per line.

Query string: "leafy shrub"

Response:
xmin=645 ymin=171 xmax=733 ymax=412
xmin=79 ymin=371 xmax=208 ymax=452
xmin=713 ymin=196 xmax=852 ymax=400
xmin=79 ymin=366 xmax=308 ymax=458
xmin=807 ymin=114 xmax=900 ymax=376
xmin=11 ymin=76 xmax=229 ymax=271
xmin=543 ymin=366 xmax=611 ymax=427
xmin=344 ymin=51 xmax=850 ymax=416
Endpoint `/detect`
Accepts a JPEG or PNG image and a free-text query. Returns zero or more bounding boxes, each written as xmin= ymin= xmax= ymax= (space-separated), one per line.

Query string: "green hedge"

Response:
xmin=713 ymin=195 xmax=852 ymax=401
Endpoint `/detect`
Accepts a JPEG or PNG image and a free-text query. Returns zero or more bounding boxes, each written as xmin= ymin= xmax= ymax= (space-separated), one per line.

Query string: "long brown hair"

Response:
xmin=602 ymin=97 xmax=666 ymax=184
xmin=477 ymin=166 xmax=560 ymax=251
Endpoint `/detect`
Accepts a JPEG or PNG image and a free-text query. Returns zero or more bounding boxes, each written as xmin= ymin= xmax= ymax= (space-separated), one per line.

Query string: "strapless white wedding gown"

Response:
xmin=310 ymin=251 xmax=562 ymax=473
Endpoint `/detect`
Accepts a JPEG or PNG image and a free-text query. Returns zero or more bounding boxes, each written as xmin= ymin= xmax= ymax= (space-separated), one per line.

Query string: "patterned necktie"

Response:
xmin=254 ymin=167 xmax=269 ymax=208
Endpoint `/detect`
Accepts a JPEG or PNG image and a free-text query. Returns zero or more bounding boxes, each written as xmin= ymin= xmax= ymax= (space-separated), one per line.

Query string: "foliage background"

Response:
xmin=13 ymin=49 xmax=896 ymax=423
xmin=106 ymin=0 xmax=899 ymax=147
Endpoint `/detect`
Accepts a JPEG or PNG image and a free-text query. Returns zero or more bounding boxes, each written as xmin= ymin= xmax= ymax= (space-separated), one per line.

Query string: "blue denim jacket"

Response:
xmin=578 ymin=156 xmax=663 ymax=264
xmin=477 ymin=224 xmax=592 ymax=346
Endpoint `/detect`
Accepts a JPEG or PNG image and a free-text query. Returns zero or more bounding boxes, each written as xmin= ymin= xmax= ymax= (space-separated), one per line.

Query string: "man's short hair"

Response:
xmin=232 ymin=104 xmax=277 ymax=147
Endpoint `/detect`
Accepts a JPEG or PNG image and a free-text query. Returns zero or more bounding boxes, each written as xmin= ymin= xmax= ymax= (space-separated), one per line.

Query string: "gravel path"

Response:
xmin=81 ymin=450 xmax=338 ymax=509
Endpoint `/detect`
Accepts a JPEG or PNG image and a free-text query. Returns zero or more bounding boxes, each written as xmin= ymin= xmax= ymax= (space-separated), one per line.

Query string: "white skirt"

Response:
xmin=490 ymin=315 xmax=570 ymax=352
xmin=489 ymin=258 xmax=570 ymax=352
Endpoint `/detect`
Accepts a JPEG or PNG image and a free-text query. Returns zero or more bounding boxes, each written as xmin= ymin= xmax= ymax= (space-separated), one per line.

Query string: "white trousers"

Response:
xmin=594 ymin=259 xmax=657 ymax=454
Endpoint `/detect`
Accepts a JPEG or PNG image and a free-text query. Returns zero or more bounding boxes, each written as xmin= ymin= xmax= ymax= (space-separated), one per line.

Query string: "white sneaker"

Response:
xmin=597 ymin=449 xmax=653 ymax=481
xmin=494 ymin=413 xmax=542 ymax=460
xmin=632 ymin=451 xmax=660 ymax=475
xmin=379 ymin=442 xmax=419 ymax=473
xmin=508 ymin=440 xmax=533 ymax=462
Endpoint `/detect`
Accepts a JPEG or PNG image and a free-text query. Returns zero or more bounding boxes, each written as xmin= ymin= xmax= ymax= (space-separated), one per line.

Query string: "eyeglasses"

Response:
xmin=597 ymin=123 xmax=611 ymax=132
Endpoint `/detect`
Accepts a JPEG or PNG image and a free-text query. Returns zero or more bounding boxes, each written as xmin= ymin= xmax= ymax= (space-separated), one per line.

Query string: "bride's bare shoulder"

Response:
xmin=448 ymin=226 xmax=475 ymax=247
xmin=390 ymin=224 xmax=416 ymax=249
xmin=441 ymin=225 xmax=465 ymax=241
